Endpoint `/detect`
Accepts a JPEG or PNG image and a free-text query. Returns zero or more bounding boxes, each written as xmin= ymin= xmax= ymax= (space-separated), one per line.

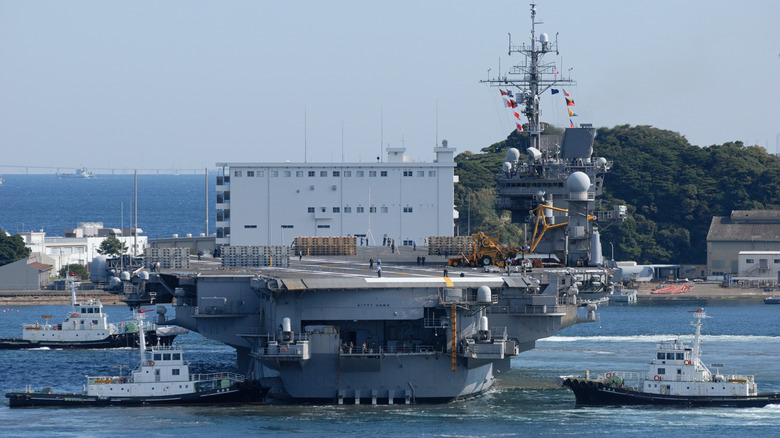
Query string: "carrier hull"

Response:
xmin=273 ymin=353 xmax=504 ymax=403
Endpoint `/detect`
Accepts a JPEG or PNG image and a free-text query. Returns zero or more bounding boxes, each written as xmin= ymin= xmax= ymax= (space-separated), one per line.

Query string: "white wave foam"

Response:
xmin=542 ymin=334 xmax=780 ymax=343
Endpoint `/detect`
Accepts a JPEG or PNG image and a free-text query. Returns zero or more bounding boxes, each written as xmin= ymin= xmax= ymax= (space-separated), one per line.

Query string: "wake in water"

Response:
xmin=543 ymin=334 xmax=780 ymax=344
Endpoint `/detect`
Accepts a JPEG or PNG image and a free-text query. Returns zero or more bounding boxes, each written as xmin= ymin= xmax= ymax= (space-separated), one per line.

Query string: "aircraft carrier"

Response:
xmin=111 ymin=4 xmax=622 ymax=404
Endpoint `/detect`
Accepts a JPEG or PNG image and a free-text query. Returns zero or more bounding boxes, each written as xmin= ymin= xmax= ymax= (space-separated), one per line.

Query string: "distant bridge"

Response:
xmin=0 ymin=165 xmax=218 ymax=175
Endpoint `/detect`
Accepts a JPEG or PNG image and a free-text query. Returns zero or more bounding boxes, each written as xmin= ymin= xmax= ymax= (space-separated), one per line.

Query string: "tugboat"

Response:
xmin=559 ymin=309 xmax=780 ymax=407
xmin=0 ymin=280 xmax=183 ymax=349
xmin=5 ymin=310 xmax=267 ymax=407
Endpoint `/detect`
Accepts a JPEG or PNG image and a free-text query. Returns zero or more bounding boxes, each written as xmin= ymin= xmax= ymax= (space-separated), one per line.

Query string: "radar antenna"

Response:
xmin=480 ymin=3 xmax=576 ymax=151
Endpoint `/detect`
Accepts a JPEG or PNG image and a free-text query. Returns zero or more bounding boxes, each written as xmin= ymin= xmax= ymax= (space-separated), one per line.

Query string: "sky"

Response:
xmin=2 ymin=0 xmax=779 ymax=173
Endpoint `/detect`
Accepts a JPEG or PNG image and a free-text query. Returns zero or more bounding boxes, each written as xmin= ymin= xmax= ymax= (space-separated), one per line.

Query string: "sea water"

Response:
xmin=0 ymin=174 xmax=215 ymax=238
xmin=0 ymin=302 xmax=778 ymax=437
xmin=1 ymin=175 xmax=779 ymax=436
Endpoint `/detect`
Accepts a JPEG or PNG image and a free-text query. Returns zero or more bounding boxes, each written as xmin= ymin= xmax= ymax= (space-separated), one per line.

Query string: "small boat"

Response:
xmin=765 ymin=297 xmax=780 ymax=305
xmin=0 ymin=280 xmax=183 ymax=349
xmin=559 ymin=309 xmax=780 ymax=407
xmin=56 ymin=167 xmax=94 ymax=179
xmin=5 ymin=310 xmax=267 ymax=407
xmin=610 ymin=286 xmax=637 ymax=303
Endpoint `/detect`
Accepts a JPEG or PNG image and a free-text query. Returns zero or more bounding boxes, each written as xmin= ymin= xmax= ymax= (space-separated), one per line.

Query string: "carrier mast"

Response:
xmin=480 ymin=3 xmax=575 ymax=151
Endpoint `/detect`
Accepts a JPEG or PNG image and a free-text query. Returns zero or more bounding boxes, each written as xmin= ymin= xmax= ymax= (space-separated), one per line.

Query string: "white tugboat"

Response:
xmin=0 ymin=280 xmax=182 ymax=349
xmin=559 ymin=309 xmax=780 ymax=407
xmin=6 ymin=310 xmax=267 ymax=407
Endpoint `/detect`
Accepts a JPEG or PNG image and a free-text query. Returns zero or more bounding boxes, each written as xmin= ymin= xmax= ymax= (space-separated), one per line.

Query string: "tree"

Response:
xmin=58 ymin=263 xmax=89 ymax=279
xmin=0 ymin=228 xmax=31 ymax=267
xmin=97 ymin=235 xmax=127 ymax=257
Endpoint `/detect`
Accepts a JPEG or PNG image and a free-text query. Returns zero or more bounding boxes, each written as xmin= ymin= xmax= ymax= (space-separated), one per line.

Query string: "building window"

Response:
xmin=308 ymin=207 xmax=315 ymax=213
xmin=403 ymin=170 xmax=413 ymax=177
xmin=380 ymin=171 xmax=388 ymax=177
xmin=296 ymin=171 xmax=303 ymax=177
xmin=344 ymin=171 xmax=352 ymax=177
xmin=317 ymin=225 xmax=330 ymax=229
xmin=320 ymin=171 xmax=328 ymax=177
xmin=417 ymin=171 xmax=424 ymax=177
xmin=774 ymin=259 xmax=780 ymax=264
xmin=283 ymin=171 xmax=291 ymax=177
xmin=429 ymin=171 xmax=436 ymax=177
xmin=247 ymin=171 xmax=255 ymax=177
xmin=369 ymin=171 xmax=377 ymax=177
xmin=403 ymin=207 xmax=413 ymax=213
xmin=258 ymin=171 xmax=264 ymax=177
xmin=356 ymin=171 xmax=364 ymax=177
xmin=308 ymin=171 xmax=316 ymax=177
xmin=172 ymin=369 xmax=180 ymax=376
xmin=746 ymin=259 xmax=754 ymax=264
xmin=381 ymin=206 xmax=388 ymax=213
xmin=244 ymin=225 xmax=257 ymax=229
xmin=357 ymin=206 xmax=364 ymax=213
xmin=333 ymin=207 xmax=340 ymax=213
xmin=234 ymin=170 xmax=242 ymax=177
xmin=270 ymin=170 xmax=278 ymax=177
xmin=344 ymin=206 xmax=352 ymax=213
xmin=369 ymin=206 xmax=376 ymax=213
xmin=333 ymin=171 xmax=340 ymax=177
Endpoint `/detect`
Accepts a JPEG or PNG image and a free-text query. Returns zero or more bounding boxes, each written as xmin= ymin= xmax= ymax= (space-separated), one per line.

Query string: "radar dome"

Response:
xmin=505 ymin=148 xmax=521 ymax=162
xmin=502 ymin=162 xmax=512 ymax=173
xmin=89 ymin=255 xmax=109 ymax=283
xmin=597 ymin=157 xmax=607 ymax=167
xmin=526 ymin=147 xmax=542 ymax=162
xmin=540 ymin=33 xmax=549 ymax=43
xmin=566 ymin=171 xmax=591 ymax=193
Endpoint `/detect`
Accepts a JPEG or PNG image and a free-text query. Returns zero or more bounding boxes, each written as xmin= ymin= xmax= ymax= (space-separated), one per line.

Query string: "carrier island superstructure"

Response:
xmin=115 ymin=4 xmax=618 ymax=403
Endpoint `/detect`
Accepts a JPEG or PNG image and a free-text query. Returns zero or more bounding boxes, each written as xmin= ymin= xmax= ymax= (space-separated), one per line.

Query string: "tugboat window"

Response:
xmin=666 ymin=353 xmax=675 ymax=360
xmin=676 ymin=353 xmax=684 ymax=360
xmin=657 ymin=353 xmax=664 ymax=360
xmin=658 ymin=368 xmax=666 ymax=375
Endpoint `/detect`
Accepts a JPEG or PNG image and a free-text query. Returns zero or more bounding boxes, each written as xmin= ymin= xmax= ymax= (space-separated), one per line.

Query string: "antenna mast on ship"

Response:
xmin=480 ymin=3 xmax=575 ymax=151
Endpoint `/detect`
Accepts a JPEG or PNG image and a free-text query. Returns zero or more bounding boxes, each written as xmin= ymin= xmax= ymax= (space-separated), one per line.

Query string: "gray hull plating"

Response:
xmin=276 ymin=353 xmax=503 ymax=402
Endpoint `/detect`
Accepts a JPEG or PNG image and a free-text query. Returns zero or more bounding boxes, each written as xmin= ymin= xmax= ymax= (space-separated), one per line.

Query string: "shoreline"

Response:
xmin=635 ymin=282 xmax=774 ymax=301
xmin=1 ymin=282 xmax=776 ymax=306
xmin=0 ymin=289 xmax=124 ymax=306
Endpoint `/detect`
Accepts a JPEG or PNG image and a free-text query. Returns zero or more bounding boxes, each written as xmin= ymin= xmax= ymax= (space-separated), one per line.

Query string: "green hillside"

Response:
xmin=454 ymin=125 xmax=780 ymax=264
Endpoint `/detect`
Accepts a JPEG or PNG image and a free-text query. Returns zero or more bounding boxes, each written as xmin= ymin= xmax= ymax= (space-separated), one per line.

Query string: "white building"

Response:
xmin=216 ymin=144 xmax=458 ymax=247
xmin=736 ymin=251 xmax=780 ymax=284
xmin=19 ymin=222 xmax=147 ymax=273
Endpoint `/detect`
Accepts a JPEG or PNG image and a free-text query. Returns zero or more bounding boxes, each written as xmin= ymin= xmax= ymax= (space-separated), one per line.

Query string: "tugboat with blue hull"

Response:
xmin=559 ymin=309 xmax=780 ymax=407
xmin=5 ymin=310 xmax=267 ymax=407
xmin=0 ymin=280 xmax=180 ymax=350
